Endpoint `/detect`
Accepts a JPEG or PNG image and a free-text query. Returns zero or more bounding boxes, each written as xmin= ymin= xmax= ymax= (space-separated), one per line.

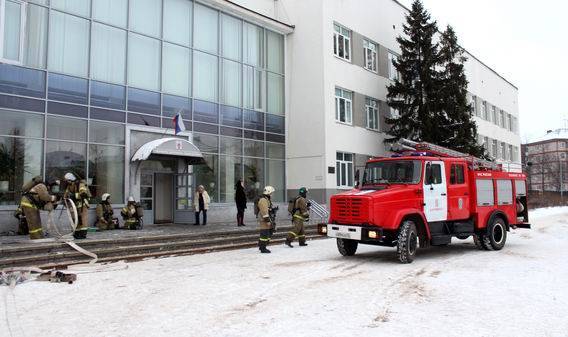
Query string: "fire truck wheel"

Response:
xmin=483 ymin=217 xmax=507 ymax=251
xmin=337 ymin=238 xmax=358 ymax=256
xmin=397 ymin=220 xmax=418 ymax=264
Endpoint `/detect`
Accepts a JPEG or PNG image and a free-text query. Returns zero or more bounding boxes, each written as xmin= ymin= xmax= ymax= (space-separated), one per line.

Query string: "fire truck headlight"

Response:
xmin=368 ymin=230 xmax=378 ymax=239
xmin=319 ymin=225 xmax=327 ymax=234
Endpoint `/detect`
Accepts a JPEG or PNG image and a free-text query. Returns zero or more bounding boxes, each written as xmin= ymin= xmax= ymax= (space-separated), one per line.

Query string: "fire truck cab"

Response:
xmin=319 ymin=140 xmax=530 ymax=263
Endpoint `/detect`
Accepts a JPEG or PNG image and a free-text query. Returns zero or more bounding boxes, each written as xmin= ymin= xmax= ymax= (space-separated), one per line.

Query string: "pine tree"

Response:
xmin=437 ymin=25 xmax=487 ymax=158
xmin=385 ymin=0 xmax=448 ymax=144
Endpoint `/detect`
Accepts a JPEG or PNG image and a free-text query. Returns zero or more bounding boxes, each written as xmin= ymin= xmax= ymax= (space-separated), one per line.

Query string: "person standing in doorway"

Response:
xmin=194 ymin=185 xmax=210 ymax=226
xmin=235 ymin=180 xmax=247 ymax=227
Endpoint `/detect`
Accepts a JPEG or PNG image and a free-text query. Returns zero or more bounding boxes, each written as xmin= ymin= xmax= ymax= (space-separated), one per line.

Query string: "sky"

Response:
xmin=399 ymin=0 xmax=568 ymax=143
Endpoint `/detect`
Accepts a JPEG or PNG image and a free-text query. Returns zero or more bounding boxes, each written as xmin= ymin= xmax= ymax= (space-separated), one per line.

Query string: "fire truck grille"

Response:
xmin=334 ymin=197 xmax=368 ymax=223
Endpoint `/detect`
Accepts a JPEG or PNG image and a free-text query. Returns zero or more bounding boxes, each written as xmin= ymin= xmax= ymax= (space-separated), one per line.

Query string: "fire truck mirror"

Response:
xmin=354 ymin=169 xmax=360 ymax=188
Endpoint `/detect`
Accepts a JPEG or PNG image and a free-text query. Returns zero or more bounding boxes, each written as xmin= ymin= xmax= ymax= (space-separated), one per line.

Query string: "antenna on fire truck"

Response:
xmin=395 ymin=138 xmax=502 ymax=171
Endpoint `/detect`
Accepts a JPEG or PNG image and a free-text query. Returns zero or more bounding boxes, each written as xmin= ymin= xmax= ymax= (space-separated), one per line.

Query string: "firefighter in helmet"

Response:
xmin=258 ymin=186 xmax=276 ymax=254
xmin=19 ymin=176 xmax=59 ymax=239
xmin=95 ymin=193 xmax=116 ymax=230
xmin=285 ymin=187 xmax=310 ymax=248
xmin=63 ymin=172 xmax=91 ymax=240
xmin=121 ymin=196 xmax=143 ymax=230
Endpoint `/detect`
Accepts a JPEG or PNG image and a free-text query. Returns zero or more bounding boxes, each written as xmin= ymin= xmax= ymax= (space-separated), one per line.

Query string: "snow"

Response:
xmin=2 ymin=208 xmax=568 ymax=337
xmin=532 ymin=128 xmax=568 ymax=143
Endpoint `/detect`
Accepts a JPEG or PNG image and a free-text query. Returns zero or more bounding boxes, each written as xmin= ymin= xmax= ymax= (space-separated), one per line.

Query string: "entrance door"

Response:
xmin=423 ymin=161 xmax=448 ymax=222
xmin=140 ymin=173 xmax=154 ymax=225
xmin=154 ymin=173 xmax=173 ymax=223
xmin=174 ymin=173 xmax=194 ymax=223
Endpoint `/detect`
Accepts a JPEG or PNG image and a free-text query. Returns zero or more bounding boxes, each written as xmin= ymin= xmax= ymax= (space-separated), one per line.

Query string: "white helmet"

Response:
xmin=263 ymin=186 xmax=275 ymax=195
xmin=128 ymin=196 xmax=135 ymax=202
xmin=64 ymin=172 xmax=77 ymax=182
xmin=101 ymin=193 xmax=111 ymax=202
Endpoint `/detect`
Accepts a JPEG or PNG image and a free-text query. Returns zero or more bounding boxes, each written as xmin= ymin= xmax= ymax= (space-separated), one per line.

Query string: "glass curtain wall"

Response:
xmin=0 ymin=0 xmax=286 ymax=205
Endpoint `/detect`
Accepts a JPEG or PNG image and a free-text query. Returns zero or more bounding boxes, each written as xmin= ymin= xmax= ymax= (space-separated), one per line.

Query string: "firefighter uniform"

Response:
xmin=286 ymin=190 xmax=310 ymax=247
xmin=95 ymin=193 xmax=115 ymax=230
xmin=258 ymin=186 xmax=275 ymax=254
xmin=20 ymin=181 xmax=57 ymax=240
xmin=64 ymin=173 xmax=91 ymax=239
xmin=121 ymin=197 xmax=142 ymax=230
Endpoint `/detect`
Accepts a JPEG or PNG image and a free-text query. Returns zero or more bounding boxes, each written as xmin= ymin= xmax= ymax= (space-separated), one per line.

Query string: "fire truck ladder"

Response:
xmin=397 ymin=138 xmax=501 ymax=171
xmin=308 ymin=199 xmax=329 ymax=225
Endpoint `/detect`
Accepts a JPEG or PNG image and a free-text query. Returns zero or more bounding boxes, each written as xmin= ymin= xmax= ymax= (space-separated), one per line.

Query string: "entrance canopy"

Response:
xmin=131 ymin=137 xmax=205 ymax=164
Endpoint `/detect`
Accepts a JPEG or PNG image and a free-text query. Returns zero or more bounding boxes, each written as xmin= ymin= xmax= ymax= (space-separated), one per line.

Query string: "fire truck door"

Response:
xmin=423 ymin=161 xmax=448 ymax=222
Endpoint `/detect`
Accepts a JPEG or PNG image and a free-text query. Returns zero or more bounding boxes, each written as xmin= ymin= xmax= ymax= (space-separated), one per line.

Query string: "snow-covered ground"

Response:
xmin=2 ymin=208 xmax=568 ymax=337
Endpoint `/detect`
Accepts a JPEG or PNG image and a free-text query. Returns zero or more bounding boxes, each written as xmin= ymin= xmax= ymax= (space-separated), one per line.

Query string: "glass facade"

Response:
xmin=0 ymin=0 xmax=285 ymax=206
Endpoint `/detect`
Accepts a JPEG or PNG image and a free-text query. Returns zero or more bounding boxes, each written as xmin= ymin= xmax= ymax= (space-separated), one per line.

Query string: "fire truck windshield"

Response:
xmin=362 ymin=160 xmax=422 ymax=185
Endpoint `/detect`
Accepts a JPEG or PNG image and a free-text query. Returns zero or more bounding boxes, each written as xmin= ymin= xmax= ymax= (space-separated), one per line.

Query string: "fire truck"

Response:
xmin=318 ymin=139 xmax=530 ymax=263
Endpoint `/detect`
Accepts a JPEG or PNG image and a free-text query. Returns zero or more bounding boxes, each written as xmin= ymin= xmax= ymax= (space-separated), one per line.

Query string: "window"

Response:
xmin=194 ymin=3 xmax=218 ymax=54
xmin=267 ymin=31 xmax=284 ymax=73
xmin=425 ymin=163 xmax=442 ymax=185
xmin=48 ymin=73 xmax=88 ymax=104
xmin=366 ymin=97 xmax=379 ymax=130
xmin=89 ymin=144 xmax=125 ymax=202
xmin=243 ymin=22 xmax=263 ymax=67
xmin=363 ymin=161 xmax=422 ymax=185
xmin=92 ymin=0 xmax=127 ymax=28
xmin=492 ymin=140 xmax=498 ymax=158
xmin=0 ymin=137 xmax=43 ymax=205
xmin=492 ymin=106 xmax=497 ymax=125
xmin=336 ymin=152 xmax=354 ymax=187
xmin=193 ymin=51 xmax=218 ymax=102
xmin=483 ymin=136 xmax=489 ymax=153
xmin=45 ymin=140 xmax=87 ymax=181
xmin=363 ymin=39 xmax=377 ymax=72
xmin=243 ymin=157 xmax=263 ymax=201
xmin=89 ymin=121 xmax=125 ymax=145
xmin=195 ymin=153 xmax=218 ymax=201
xmin=471 ymin=95 xmax=477 ymax=116
xmin=91 ymin=80 xmax=125 ymax=110
xmin=335 ymin=88 xmax=352 ymax=124
xmin=501 ymin=142 xmax=506 ymax=160
xmin=267 ymin=73 xmax=284 ymax=115
xmin=48 ymin=11 xmax=90 ymax=77
xmin=128 ymin=87 xmax=160 ymax=115
xmin=333 ymin=23 xmax=350 ymax=61
xmin=0 ymin=63 xmax=45 ymax=98
xmin=51 ymin=0 xmax=90 ymax=17
xmin=450 ymin=164 xmax=465 ymax=184
xmin=24 ymin=3 xmax=48 ymax=69
xmin=219 ymin=155 xmax=242 ymax=202
xmin=162 ymin=42 xmax=191 ymax=97
xmin=1 ymin=0 xmax=24 ymax=63
xmin=508 ymin=144 xmax=513 ymax=161
xmin=481 ymin=101 xmax=487 ymax=120
xmin=129 ymin=0 xmax=162 ymax=38
xmin=128 ymin=33 xmax=160 ymax=91
xmin=164 ymin=0 xmax=192 ymax=46
xmin=388 ymin=52 xmax=399 ymax=81
xmin=91 ymin=23 xmax=127 ymax=84
xmin=500 ymin=110 xmax=505 ymax=128
xmin=507 ymin=114 xmax=513 ymax=131
xmin=221 ymin=14 xmax=242 ymax=61
xmin=221 ymin=59 xmax=241 ymax=107
xmin=266 ymin=159 xmax=285 ymax=202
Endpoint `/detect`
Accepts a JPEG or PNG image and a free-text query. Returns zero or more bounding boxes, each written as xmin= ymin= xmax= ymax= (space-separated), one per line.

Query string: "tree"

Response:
xmin=437 ymin=25 xmax=486 ymax=157
xmin=386 ymin=0 xmax=446 ymax=144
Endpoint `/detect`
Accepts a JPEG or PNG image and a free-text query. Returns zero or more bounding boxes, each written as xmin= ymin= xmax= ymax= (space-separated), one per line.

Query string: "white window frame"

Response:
xmin=0 ymin=0 xmax=26 ymax=65
xmin=481 ymin=101 xmax=487 ymax=120
xmin=365 ymin=97 xmax=379 ymax=130
xmin=492 ymin=106 xmax=497 ymax=125
xmin=471 ymin=95 xmax=477 ymax=116
xmin=388 ymin=51 xmax=399 ymax=81
xmin=390 ymin=107 xmax=400 ymax=119
xmin=333 ymin=23 xmax=351 ymax=61
xmin=336 ymin=152 xmax=354 ymax=188
xmin=335 ymin=87 xmax=352 ymax=125
xmin=363 ymin=39 xmax=377 ymax=73
xmin=500 ymin=110 xmax=505 ymax=128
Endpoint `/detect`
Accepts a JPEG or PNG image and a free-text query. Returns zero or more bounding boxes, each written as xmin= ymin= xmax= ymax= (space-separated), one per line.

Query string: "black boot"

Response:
xmin=299 ymin=238 xmax=308 ymax=247
xmin=259 ymin=240 xmax=271 ymax=253
xmin=285 ymin=238 xmax=293 ymax=248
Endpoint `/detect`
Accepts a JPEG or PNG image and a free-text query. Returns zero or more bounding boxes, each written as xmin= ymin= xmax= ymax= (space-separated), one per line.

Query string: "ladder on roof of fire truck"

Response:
xmin=396 ymin=138 xmax=502 ymax=171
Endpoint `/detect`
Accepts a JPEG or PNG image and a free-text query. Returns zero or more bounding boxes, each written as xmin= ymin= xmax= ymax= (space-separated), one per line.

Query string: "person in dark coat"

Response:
xmin=235 ymin=180 xmax=247 ymax=227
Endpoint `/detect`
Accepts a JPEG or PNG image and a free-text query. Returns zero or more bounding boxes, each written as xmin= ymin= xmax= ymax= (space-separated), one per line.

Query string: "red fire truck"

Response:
xmin=318 ymin=139 xmax=530 ymax=263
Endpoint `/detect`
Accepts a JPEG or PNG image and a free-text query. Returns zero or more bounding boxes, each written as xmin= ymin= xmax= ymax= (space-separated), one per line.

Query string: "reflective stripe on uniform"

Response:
xmin=259 ymin=237 xmax=271 ymax=241
xmin=20 ymin=200 xmax=36 ymax=209
xmin=288 ymin=231 xmax=298 ymax=238
xmin=293 ymin=214 xmax=305 ymax=220
xmin=75 ymin=227 xmax=88 ymax=232
xmin=29 ymin=228 xmax=43 ymax=234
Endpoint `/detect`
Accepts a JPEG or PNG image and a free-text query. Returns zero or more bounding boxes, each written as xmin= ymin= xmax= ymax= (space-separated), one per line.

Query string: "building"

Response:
xmin=0 ymin=0 xmax=520 ymax=231
xmin=523 ymin=129 xmax=568 ymax=192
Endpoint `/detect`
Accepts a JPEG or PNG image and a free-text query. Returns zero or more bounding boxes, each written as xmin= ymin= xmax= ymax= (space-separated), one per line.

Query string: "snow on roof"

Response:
xmin=131 ymin=137 xmax=203 ymax=162
xmin=532 ymin=128 xmax=568 ymax=143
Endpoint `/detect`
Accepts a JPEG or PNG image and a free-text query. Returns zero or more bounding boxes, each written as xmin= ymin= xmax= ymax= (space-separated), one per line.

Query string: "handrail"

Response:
xmin=308 ymin=199 xmax=329 ymax=224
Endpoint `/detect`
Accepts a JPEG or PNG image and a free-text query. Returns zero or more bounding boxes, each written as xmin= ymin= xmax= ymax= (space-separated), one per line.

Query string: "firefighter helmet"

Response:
xmin=102 ymin=193 xmax=111 ymax=202
xmin=64 ymin=172 xmax=77 ymax=182
xmin=263 ymin=186 xmax=275 ymax=195
xmin=299 ymin=187 xmax=308 ymax=197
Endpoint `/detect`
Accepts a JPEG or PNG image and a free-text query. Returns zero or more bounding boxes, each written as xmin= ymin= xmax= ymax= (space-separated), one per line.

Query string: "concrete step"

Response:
xmin=0 ymin=225 xmax=325 ymax=269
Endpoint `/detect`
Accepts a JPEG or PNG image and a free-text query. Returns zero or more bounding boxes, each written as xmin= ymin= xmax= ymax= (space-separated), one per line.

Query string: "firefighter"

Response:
xmin=257 ymin=186 xmax=276 ymax=254
xmin=285 ymin=187 xmax=310 ymax=248
xmin=121 ymin=196 xmax=143 ymax=230
xmin=95 ymin=193 xmax=116 ymax=230
xmin=63 ymin=172 xmax=91 ymax=240
xmin=19 ymin=176 xmax=58 ymax=240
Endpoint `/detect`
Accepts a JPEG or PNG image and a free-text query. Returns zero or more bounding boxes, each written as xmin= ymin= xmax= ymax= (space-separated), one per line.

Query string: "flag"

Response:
xmin=173 ymin=113 xmax=186 ymax=135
